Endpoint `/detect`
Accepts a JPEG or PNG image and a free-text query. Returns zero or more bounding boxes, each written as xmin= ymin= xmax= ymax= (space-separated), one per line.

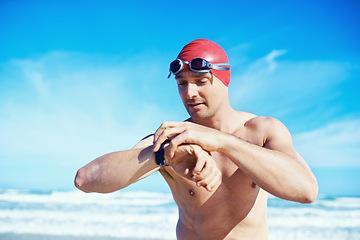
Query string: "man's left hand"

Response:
xmin=153 ymin=121 xmax=228 ymax=158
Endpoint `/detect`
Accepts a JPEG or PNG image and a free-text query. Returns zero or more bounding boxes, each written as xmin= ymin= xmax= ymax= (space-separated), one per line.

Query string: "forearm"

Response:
xmin=219 ymin=134 xmax=318 ymax=203
xmin=75 ymin=145 xmax=159 ymax=193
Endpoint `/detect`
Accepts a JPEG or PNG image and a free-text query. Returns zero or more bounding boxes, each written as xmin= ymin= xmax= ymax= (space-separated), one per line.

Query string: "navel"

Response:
xmin=251 ymin=182 xmax=257 ymax=189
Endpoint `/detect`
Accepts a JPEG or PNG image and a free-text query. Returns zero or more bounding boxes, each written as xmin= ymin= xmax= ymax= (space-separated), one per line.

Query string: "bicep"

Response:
xmin=263 ymin=118 xmax=301 ymax=160
xmin=262 ymin=118 xmax=313 ymax=173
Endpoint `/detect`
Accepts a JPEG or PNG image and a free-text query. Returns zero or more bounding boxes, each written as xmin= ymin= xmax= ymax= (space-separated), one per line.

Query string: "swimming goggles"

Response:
xmin=168 ymin=58 xmax=230 ymax=78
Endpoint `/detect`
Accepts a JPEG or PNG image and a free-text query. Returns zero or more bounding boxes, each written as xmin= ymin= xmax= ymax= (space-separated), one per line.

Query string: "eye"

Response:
xmin=177 ymin=81 xmax=188 ymax=86
xmin=197 ymin=79 xmax=208 ymax=85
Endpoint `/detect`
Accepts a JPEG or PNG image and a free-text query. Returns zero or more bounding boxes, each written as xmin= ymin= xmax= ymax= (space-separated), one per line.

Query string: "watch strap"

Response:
xmin=155 ymin=139 xmax=170 ymax=166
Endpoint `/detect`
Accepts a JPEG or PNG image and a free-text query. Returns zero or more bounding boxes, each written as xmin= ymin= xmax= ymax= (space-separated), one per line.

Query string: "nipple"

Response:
xmin=189 ymin=189 xmax=195 ymax=196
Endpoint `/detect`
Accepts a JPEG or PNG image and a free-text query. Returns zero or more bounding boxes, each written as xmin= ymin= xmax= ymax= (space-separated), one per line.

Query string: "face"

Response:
xmin=175 ymin=70 xmax=227 ymax=121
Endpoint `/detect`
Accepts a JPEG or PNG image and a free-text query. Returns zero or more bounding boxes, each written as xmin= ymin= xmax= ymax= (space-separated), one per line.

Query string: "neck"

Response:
xmin=190 ymin=104 xmax=238 ymax=134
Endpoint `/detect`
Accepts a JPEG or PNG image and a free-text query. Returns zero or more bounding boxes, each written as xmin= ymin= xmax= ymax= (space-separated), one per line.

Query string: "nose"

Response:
xmin=185 ymin=83 xmax=198 ymax=99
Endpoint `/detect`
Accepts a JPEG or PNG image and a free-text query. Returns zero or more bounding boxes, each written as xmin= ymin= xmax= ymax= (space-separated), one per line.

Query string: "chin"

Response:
xmin=188 ymin=110 xmax=211 ymax=121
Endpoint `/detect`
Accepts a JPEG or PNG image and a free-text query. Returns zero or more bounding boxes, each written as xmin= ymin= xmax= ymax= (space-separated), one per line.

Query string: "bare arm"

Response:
xmin=74 ymin=136 xmax=159 ymax=193
xmin=153 ymin=118 xmax=318 ymax=203
xmin=220 ymin=117 xmax=318 ymax=203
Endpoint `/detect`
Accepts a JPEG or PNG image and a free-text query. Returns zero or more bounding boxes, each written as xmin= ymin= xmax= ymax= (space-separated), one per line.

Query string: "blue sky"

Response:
xmin=0 ymin=0 xmax=359 ymax=195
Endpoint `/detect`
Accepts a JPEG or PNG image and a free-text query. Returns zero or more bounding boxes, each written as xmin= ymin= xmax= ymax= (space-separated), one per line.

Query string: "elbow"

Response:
xmin=301 ymin=188 xmax=318 ymax=204
xmin=74 ymin=168 xmax=92 ymax=193
xmin=300 ymin=179 xmax=319 ymax=204
xmin=74 ymin=166 xmax=128 ymax=194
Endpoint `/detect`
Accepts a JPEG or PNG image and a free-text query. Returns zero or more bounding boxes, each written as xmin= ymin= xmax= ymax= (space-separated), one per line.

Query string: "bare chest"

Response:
xmin=161 ymin=152 xmax=258 ymax=209
xmin=160 ymin=153 xmax=266 ymax=240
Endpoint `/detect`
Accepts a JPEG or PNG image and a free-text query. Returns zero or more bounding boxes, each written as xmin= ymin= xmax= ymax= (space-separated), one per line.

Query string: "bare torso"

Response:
xmin=159 ymin=113 xmax=270 ymax=240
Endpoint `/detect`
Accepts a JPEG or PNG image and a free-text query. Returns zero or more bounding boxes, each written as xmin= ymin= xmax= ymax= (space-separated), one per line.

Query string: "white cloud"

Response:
xmin=0 ymin=51 xmax=182 ymax=169
xmin=265 ymin=49 xmax=287 ymax=71
xmin=229 ymin=49 xmax=351 ymax=122
xmin=1 ymin=50 xmax=357 ymax=190
xmin=293 ymin=118 xmax=360 ymax=167
xmin=228 ymin=49 xmax=359 ymax=168
xmin=14 ymin=58 xmax=49 ymax=100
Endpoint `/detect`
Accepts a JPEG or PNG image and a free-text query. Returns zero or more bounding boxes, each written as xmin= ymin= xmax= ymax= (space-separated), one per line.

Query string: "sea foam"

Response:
xmin=1 ymin=189 xmax=359 ymax=240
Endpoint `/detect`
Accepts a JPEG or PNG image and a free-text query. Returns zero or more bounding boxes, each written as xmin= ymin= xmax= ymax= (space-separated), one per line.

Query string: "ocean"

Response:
xmin=0 ymin=188 xmax=359 ymax=240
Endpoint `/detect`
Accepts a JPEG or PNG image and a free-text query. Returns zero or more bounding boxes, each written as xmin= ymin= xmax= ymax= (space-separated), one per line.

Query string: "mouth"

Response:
xmin=187 ymin=102 xmax=205 ymax=109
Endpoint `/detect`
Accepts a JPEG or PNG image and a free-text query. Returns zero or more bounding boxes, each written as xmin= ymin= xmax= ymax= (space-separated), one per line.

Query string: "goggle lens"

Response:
xmin=170 ymin=59 xmax=182 ymax=75
xmin=168 ymin=58 xmax=229 ymax=78
xmin=189 ymin=58 xmax=209 ymax=71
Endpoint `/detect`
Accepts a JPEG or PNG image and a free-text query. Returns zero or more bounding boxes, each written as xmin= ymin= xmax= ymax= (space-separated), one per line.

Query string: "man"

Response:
xmin=75 ymin=39 xmax=318 ymax=240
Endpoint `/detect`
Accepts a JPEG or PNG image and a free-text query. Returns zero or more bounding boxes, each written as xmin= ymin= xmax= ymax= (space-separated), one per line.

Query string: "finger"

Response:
xmin=153 ymin=128 xmax=178 ymax=152
xmin=194 ymin=158 xmax=218 ymax=187
xmin=196 ymin=168 xmax=219 ymax=190
xmin=185 ymin=167 xmax=196 ymax=179
xmin=194 ymin=164 xmax=215 ymax=183
xmin=167 ymin=138 xmax=181 ymax=158
xmin=192 ymin=148 xmax=213 ymax=177
xmin=192 ymin=160 xmax=212 ymax=181
xmin=153 ymin=123 xmax=169 ymax=151
xmin=192 ymin=160 xmax=206 ymax=178
xmin=153 ymin=122 xmax=169 ymax=143
xmin=153 ymin=122 xmax=191 ymax=152
xmin=153 ymin=122 xmax=182 ymax=143
xmin=168 ymin=131 xmax=194 ymax=158
xmin=192 ymin=147 xmax=207 ymax=176
xmin=205 ymin=171 xmax=222 ymax=192
xmin=153 ymin=134 xmax=166 ymax=152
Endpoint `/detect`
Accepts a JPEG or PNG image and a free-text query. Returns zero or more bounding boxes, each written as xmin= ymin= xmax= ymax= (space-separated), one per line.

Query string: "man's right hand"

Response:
xmin=164 ymin=144 xmax=222 ymax=192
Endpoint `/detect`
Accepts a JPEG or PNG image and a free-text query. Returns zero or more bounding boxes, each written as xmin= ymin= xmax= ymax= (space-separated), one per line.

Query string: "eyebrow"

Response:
xmin=175 ymin=72 xmax=209 ymax=80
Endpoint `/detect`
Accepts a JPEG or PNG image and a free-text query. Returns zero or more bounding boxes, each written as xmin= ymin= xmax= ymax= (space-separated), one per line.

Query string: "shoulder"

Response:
xmin=245 ymin=116 xmax=284 ymax=130
xmin=244 ymin=116 xmax=292 ymax=148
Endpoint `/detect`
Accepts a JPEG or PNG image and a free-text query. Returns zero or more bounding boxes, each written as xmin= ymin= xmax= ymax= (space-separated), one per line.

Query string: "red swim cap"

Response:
xmin=177 ymin=39 xmax=231 ymax=86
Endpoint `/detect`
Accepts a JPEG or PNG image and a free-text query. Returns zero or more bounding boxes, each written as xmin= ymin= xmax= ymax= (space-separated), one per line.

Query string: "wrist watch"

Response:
xmin=155 ymin=139 xmax=171 ymax=166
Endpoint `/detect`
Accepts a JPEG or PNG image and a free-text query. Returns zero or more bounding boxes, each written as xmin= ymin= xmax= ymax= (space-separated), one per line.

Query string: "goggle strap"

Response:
xmin=168 ymin=59 xmax=230 ymax=78
xmin=211 ymin=62 xmax=230 ymax=71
